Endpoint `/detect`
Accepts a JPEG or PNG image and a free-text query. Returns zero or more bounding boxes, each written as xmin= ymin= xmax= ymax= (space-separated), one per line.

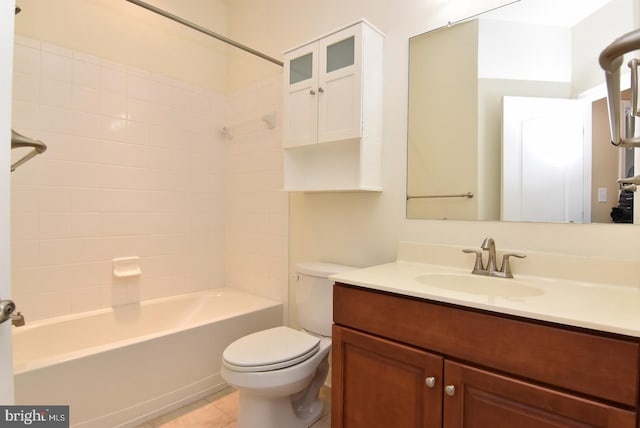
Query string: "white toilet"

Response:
xmin=220 ymin=262 xmax=356 ymax=428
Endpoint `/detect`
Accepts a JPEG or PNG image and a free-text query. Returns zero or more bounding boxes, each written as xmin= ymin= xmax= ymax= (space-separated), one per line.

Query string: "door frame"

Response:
xmin=0 ymin=0 xmax=16 ymax=405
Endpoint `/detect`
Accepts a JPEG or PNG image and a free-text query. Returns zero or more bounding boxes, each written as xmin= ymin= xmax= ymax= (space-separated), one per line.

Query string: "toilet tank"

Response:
xmin=296 ymin=262 xmax=357 ymax=337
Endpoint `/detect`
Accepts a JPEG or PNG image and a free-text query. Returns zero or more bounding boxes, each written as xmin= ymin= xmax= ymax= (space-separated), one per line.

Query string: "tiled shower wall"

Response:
xmin=223 ymin=76 xmax=288 ymax=306
xmin=10 ymin=36 xmax=230 ymax=321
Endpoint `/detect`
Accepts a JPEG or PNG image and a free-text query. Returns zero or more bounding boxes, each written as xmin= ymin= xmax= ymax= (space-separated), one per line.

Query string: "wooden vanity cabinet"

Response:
xmin=332 ymin=283 xmax=639 ymax=428
xmin=332 ymin=326 xmax=444 ymax=428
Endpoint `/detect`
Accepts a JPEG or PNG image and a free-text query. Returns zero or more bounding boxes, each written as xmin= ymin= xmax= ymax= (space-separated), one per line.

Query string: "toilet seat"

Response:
xmin=223 ymin=326 xmax=320 ymax=372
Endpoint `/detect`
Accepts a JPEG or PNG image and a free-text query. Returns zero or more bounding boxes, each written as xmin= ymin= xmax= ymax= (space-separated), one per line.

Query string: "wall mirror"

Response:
xmin=407 ymin=0 xmax=636 ymax=223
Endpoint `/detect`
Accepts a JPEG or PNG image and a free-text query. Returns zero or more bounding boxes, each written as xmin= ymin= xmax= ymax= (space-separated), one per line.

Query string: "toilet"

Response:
xmin=220 ymin=262 xmax=356 ymax=428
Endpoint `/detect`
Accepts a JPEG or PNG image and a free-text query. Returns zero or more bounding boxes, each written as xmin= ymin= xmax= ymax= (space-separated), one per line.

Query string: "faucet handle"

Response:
xmin=462 ymin=249 xmax=485 ymax=273
xmin=499 ymin=253 xmax=527 ymax=278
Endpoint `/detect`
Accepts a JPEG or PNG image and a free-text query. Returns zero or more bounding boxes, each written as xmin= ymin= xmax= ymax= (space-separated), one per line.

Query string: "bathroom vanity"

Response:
xmin=330 ymin=242 xmax=640 ymax=427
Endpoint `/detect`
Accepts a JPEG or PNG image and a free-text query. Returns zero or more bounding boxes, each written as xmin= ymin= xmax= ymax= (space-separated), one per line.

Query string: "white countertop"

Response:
xmin=331 ymin=260 xmax=640 ymax=338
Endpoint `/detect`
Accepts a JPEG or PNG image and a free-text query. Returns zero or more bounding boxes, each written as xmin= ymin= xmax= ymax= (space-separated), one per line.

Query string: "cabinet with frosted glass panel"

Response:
xmin=282 ymin=20 xmax=383 ymax=192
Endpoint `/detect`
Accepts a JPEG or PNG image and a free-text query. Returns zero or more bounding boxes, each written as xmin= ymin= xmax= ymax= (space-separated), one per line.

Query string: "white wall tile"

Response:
xmin=72 ymin=85 xmax=101 ymax=114
xmin=17 ymin=291 xmax=72 ymax=321
xmin=126 ymin=98 xmax=150 ymax=123
xmin=224 ymin=79 xmax=288 ymax=303
xmin=39 ymin=187 xmax=72 ymax=213
xmin=101 ymin=91 xmax=127 ymax=119
xmin=38 ymin=105 xmax=74 ymax=134
xmin=125 ymin=120 xmax=149 ymax=145
xmin=12 ymin=185 xmax=40 ymax=213
xmin=100 ymin=117 xmax=127 ymax=142
xmin=40 ymin=78 xmax=72 ymax=109
xmin=41 ymin=51 xmax=73 ymax=83
xmin=71 ymin=110 xmax=102 ymax=138
xmin=148 ymin=124 xmax=174 ymax=148
xmin=11 ymin=240 xmax=39 ymax=268
xmin=12 ymin=73 xmax=40 ymax=104
xmin=10 ymin=38 xmax=287 ymax=322
xmin=11 ymin=100 xmax=40 ymax=131
xmin=39 ymin=238 xmax=75 ymax=266
xmin=70 ymin=213 xmax=103 ymax=238
xmin=127 ymin=73 xmax=151 ymax=101
xmin=11 ymin=213 xmax=39 ymax=241
xmin=13 ymin=44 xmax=40 ymax=77
xmin=39 ymin=213 xmax=72 ymax=240
xmin=101 ymin=65 xmax=126 ymax=95
xmin=73 ymin=59 xmax=101 ymax=89
xmin=71 ymin=285 xmax=110 ymax=314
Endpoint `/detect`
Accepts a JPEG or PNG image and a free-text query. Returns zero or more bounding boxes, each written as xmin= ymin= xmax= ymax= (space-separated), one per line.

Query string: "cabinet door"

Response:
xmin=283 ymin=43 xmax=319 ymax=148
xmin=332 ymin=326 xmax=443 ymax=428
xmin=317 ymin=24 xmax=363 ymax=143
xmin=443 ymin=361 xmax=636 ymax=428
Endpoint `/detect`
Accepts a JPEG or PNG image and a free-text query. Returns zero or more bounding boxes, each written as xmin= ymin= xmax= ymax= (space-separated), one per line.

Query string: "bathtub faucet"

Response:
xmin=12 ymin=312 xmax=25 ymax=327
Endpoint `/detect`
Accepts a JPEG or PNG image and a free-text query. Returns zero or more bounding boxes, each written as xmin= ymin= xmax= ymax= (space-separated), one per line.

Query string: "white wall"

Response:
xmin=572 ymin=0 xmax=635 ymax=96
xmin=222 ymin=0 xmax=640 ymax=320
xmin=478 ymin=20 xmax=571 ymax=82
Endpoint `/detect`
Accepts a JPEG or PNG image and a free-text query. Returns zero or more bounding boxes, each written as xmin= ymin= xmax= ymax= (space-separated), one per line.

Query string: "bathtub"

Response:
xmin=12 ymin=288 xmax=282 ymax=428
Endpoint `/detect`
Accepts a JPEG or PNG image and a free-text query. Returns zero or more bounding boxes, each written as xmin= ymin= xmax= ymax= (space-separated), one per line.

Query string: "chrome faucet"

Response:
xmin=11 ymin=312 xmax=25 ymax=327
xmin=463 ymin=238 xmax=526 ymax=278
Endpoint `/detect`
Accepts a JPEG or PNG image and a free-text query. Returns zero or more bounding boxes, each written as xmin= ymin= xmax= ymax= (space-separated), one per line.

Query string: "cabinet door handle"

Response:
xmin=309 ymin=89 xmax=316 ymax=95
xmin=444 ymin=385 xmax=456 ymax=396
xmin=425 ymin=377 xmax=436 ymax=388
xmin=318 ymin=87 xmax=324 ymax=93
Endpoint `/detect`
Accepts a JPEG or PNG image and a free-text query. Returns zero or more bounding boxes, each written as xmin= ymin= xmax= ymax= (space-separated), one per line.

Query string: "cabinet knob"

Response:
xmin=425 ymin=377 xmax=436 ymax=388
xmin=309 ymin=89 xmax=316 ymax=95
xmin=444 ymin=385 xmax=456 ymax=396
xmin=318 ymin=87 xmax=324 ymax=93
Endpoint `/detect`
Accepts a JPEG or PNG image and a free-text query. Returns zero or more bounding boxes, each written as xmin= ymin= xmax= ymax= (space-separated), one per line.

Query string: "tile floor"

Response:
xmin=135 ymin=387 xmax=331 ymax=428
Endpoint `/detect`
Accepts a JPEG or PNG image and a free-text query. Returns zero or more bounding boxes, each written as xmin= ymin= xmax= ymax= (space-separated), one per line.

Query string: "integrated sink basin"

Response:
xmin=416 ymin=273 xmax=543 ymax=298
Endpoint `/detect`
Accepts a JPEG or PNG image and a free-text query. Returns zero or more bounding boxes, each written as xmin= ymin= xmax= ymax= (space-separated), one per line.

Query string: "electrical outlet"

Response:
xmin=597 ymin=187 xmax=607 ymax=203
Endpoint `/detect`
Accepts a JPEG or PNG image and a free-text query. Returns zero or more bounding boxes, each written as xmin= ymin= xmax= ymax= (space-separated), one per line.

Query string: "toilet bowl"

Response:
xmin=220 ymin=262 xmax=356 ymax=428
xmin=221 ymin=326 xmax=331 ymax=427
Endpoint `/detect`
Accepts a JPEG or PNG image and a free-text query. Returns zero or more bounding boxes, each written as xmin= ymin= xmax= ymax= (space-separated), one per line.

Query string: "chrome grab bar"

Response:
xmin=11 ymin=129 xmax=47 ymax=172
xmin=407 ymin=192 xmax=474 ymax=200
xmin=599 ymin=28 xmax=640 ymax=147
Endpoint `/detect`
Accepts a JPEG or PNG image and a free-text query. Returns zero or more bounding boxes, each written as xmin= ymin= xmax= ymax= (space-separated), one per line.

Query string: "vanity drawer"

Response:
xmin=333 ymin=283 xmax=640 ymax=407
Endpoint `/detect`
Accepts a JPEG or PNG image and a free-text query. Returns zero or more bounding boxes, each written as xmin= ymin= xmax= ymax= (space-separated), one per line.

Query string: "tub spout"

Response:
xmin=12 ymin=312 xmax=25 ymax=327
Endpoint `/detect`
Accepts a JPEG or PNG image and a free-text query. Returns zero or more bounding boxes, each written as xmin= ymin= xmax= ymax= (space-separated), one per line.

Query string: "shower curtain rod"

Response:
xmin=125 ymin=0 xmax=283 ymax=67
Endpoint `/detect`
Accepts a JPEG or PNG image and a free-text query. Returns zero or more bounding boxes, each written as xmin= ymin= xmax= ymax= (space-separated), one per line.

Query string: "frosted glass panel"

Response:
xmin=326 ymin=37 xmax=354 ymax=73
xmin=290 ymin=53 xmax=313 ymax=84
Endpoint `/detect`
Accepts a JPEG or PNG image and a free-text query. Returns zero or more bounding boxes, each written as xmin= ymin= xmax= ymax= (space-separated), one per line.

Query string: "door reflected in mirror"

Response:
xmin=406 ymin=0 xmax=637 ymax=223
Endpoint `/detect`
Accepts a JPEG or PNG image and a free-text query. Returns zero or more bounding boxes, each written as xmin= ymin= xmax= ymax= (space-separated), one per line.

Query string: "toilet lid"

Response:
xmin=223 ymin=326 xmax=320 ymax=372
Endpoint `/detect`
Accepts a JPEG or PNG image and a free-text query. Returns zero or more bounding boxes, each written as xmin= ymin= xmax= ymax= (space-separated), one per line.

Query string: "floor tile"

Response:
xmin=138 ymin=386 xmax=331 ymax=427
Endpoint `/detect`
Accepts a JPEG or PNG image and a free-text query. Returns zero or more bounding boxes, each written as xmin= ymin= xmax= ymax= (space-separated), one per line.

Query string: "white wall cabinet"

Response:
xmin=283 ymin=20 xmax=384 ymax=192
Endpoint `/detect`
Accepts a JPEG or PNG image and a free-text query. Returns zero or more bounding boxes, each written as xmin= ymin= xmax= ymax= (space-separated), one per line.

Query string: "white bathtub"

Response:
xmin=12 ymin=288 xmax=282 ymax=428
